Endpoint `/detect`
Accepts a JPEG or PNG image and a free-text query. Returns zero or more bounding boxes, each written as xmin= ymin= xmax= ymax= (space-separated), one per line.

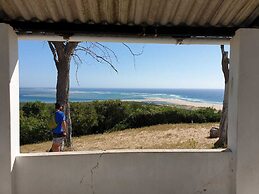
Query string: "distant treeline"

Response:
xmin=20 ymin=101 xmax=221 ymax=145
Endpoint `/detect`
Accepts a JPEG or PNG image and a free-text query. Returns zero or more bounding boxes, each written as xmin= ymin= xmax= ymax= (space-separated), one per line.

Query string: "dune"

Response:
xmin=125 ymin=97 xmax=223 ymax=110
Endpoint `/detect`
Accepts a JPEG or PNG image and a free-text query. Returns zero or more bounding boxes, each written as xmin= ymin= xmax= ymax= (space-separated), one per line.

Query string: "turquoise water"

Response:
xmin=20 ymin=88 xmax=224 ymax=104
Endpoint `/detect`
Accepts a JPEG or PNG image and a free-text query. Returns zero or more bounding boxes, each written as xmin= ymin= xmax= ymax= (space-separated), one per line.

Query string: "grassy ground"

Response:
xmin=21 ymin=123 xmax=219 ymax=153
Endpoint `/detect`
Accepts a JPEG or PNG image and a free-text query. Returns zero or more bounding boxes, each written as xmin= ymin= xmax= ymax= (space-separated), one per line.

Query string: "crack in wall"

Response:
xmin=80 ymin=175 xmax=85 ymax=184
xmin=90 ymin=153 xmax=104 ymax=194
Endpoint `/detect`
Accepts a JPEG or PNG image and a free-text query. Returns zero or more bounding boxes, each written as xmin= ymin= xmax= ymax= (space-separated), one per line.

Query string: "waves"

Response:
xmin=20 ymin=88 xmax=224 ymax=105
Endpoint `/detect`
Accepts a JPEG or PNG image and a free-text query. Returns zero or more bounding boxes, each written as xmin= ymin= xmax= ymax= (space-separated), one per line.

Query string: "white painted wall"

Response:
xmin=1 ymin=23 xmax=258 ymax=194
xmin=229 ymin=28 xmax=259 ymax=194
xmin=14 ymin=150 xmax=233 ymax=194
xmin=0 ymin=23 xmax=19 ymax=194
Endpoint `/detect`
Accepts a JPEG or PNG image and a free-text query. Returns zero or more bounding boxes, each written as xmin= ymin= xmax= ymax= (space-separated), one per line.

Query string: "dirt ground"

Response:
xmin=21 ymin=123 xmax=219 ymax=153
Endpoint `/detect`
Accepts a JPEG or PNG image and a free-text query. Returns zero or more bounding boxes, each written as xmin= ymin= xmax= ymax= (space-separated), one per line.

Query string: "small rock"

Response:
xmin=210 ymin=127 xmax=219 ymax=138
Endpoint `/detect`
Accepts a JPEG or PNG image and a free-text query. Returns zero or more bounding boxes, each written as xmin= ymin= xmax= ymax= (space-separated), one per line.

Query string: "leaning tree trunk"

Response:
xmin=48 ymin=41 xmax=78 ymax=148
xmin=216 ymin=81 xmax=229 ymax=147
xmin=215 ymin=45 xmax=229 ymax=148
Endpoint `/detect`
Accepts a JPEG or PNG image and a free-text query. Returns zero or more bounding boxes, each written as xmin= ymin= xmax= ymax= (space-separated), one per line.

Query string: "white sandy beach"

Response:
xmin=126 ymin=97 xmax=223 ymax=110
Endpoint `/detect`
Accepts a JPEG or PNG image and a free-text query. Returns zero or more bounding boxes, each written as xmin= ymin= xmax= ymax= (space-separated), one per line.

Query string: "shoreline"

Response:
xmin=123 ymin=97 xmax=223 ymax=110
xmin=20 ymin=98 xmax=223 ymax=110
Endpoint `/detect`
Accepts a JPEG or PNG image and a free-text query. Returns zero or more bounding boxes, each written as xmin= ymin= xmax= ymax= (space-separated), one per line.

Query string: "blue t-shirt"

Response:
xmin=53 ymin=111 xmax=66 ymax=134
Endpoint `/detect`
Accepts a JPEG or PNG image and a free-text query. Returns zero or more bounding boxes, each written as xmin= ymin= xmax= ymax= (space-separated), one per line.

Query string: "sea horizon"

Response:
xmin=20 ymin=87 xmax=224 ymax=105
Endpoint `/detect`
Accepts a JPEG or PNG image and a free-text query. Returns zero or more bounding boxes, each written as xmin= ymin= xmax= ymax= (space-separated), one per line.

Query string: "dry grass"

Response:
xmin=21 ymin=123 xmax=219 ymax=153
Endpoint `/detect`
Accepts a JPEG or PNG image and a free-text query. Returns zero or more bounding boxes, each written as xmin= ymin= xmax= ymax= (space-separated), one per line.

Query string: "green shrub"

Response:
xmin=20 ymin=101 xmax=221 ymax=145
xmin=20 ymin=102 xmax=53 ymax=145
xmin=20 ymin=113 xmax=52 ymax=145
xmin=70 ymin=102 xmax=98 ymax=136
xmin=21 ymin=101 xmax=50 ymax=118
xmin=93 ymin=100 xmax=127 ymax=133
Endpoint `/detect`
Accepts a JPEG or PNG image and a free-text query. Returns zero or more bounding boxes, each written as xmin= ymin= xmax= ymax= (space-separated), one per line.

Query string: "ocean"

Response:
xmin=20 ymin=88 xmax=224 ymax=105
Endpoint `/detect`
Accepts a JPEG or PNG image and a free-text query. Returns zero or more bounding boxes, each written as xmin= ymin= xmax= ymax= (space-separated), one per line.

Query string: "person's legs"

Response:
xmin=52 ymin=138 xmax=63 ymax=152
xmin=60 ymin=138 xmax=65 ymax=151
xmin=51 ymin=143 xmax=60 ymax=152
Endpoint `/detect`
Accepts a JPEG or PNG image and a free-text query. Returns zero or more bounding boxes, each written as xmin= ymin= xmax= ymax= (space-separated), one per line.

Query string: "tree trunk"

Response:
xmin=56 ymin=59 xmax=72 ymax=147
xmin=65 ymin=102 xmax=72 ymax=147
xmin=215 ymin=45 xmax=229 ymax=148
xmin=215 ymin=82 xmax=228 ymax=147
xmin=48 ymin=41 xmax=78 ymax=148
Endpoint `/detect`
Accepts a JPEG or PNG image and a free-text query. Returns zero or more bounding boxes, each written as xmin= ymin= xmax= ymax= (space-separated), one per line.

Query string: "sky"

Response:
xmin=19 ymin=41 xmax=229 ymax=89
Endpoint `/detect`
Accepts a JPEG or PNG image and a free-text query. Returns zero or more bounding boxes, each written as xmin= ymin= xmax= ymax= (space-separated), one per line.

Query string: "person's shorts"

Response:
xmin=53 ymin=137 xmax=64 ymax=144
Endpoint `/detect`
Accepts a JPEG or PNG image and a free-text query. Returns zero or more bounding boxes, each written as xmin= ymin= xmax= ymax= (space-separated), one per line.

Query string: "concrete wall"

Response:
xmin=229 ymin=28 xmax=259 ymax=194
xmin=2 ymin=23 xmax=259 ymax=194
xmin=0 ymin=23 xmax=19 ymax=194
xmin=14 ymin=150 xmax=233 ymax=194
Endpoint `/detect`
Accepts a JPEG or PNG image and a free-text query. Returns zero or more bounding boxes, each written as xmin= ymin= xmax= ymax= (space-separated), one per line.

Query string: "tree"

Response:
xmin=215 ymin=45 xmax=229 ymax=148
xmin=48 ymin=41 xmax=142 ymax=147
xmin=48 ymin=41 xmax=78 ymax=147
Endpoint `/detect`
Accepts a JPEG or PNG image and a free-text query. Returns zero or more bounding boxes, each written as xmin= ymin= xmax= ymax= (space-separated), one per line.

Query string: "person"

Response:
xmin=50 ymin=103 xmax=67 ymax=152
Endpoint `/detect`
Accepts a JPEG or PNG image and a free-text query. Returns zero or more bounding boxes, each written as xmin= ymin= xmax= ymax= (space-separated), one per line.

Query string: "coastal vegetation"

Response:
xmin=20 ymin=101 xmax=221 ymax=145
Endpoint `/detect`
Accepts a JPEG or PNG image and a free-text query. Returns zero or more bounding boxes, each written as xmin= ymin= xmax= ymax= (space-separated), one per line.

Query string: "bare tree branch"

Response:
xmin=52 ymin=41 xmax=65 ymax=59
xmin=87 ymin=43 xmax=112 ymax=63
xmin=74 ymin=45 xmax=118 ymax=73
xmin=72 ymin=54 xmax=82 ymax=85
xmin=95 ymin=42 xmax=119 ymax=63
xmin=86 ymin=48 xmax=118 ymax=73
xmin=91 ymin=43 xmax=113 ymax=64
xmin=122 ymin=43 xmax=144 ymax=68
xmin=72 ymin=53 xmax=83 ymax=64
xmin=48 ymin=42 xmax=59 ymax=64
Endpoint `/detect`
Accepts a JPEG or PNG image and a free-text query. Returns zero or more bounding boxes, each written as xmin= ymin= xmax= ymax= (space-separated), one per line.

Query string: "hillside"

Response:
xmin=21 ymin=123 xmax=219 ymax=153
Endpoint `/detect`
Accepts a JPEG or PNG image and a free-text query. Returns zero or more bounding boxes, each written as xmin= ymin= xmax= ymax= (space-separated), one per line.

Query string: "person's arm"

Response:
xmin=62 ymin=120 xmax=67 ymax=136
xmin=61 ymin=112 xmax=67 ymax=136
